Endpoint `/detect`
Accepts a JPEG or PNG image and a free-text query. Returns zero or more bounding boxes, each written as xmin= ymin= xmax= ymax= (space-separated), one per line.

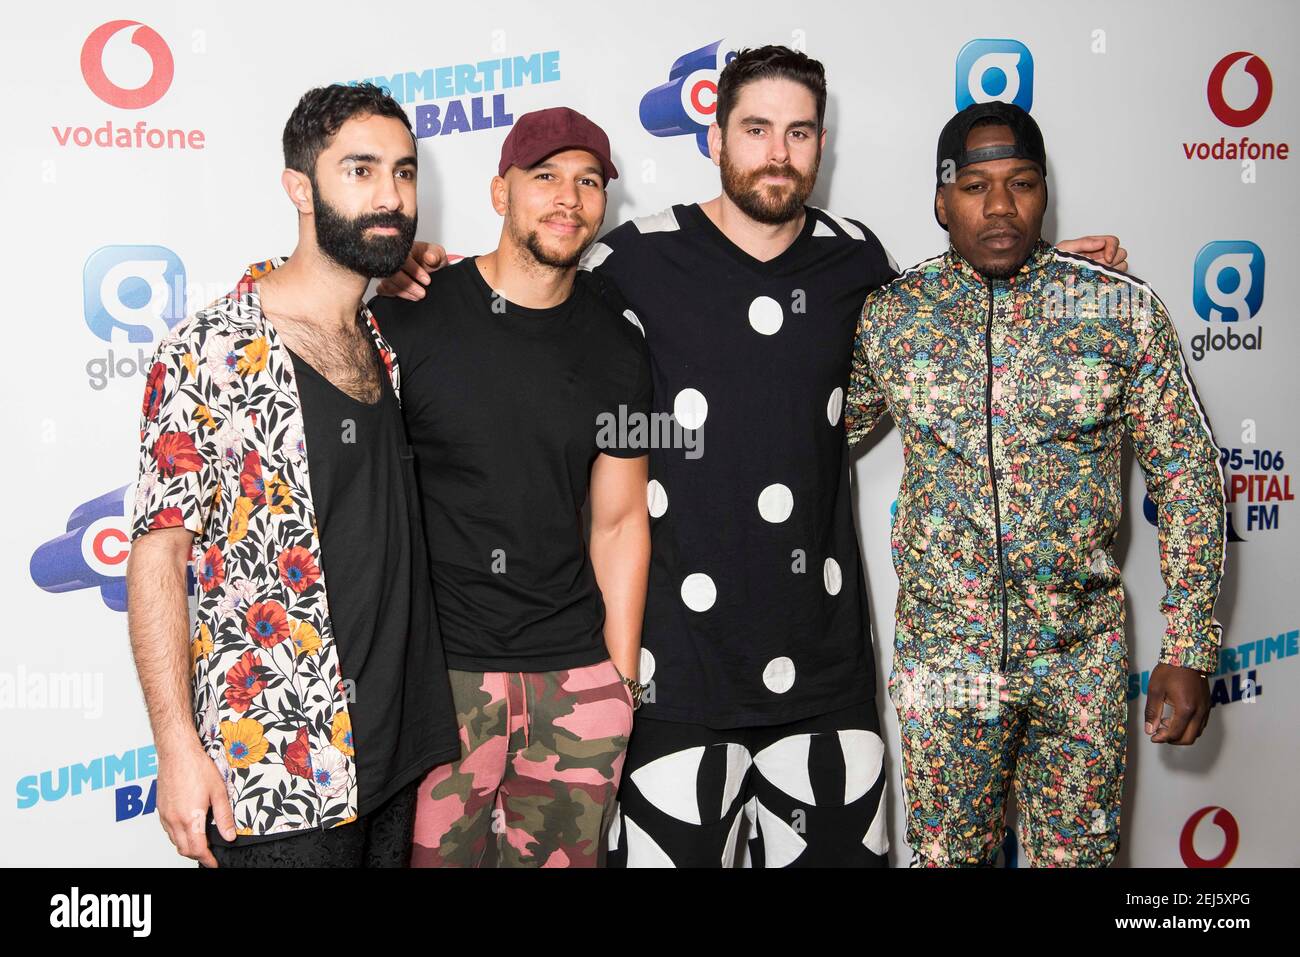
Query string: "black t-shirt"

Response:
xmin=287 ymin=342 xmax=460 ymax=815
xmin=369 ymin=257 xmax=651 ymax=672
xmin=582 ymin=203 xmax=898 ymax=727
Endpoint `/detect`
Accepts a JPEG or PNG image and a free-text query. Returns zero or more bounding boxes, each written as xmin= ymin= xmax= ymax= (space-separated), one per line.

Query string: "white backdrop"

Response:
xmin=3 ymin=0 xmax=1296 ymax=867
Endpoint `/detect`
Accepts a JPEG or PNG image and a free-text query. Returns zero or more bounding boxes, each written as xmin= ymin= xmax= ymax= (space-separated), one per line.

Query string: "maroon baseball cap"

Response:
xmin=497 ymin=107 xmax=619 ymax=184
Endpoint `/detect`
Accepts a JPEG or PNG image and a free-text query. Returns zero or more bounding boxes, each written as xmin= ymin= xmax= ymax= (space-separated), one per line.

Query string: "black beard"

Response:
xmin=312 ymin=187 xmax=417 ymax=279
xmin=509 ymin=214 xmax=588 ymax=270
xmin=719 ymin=145 xmax=820 ymax=225
xmin=976 ymin=261 xmax=1022 ymax=280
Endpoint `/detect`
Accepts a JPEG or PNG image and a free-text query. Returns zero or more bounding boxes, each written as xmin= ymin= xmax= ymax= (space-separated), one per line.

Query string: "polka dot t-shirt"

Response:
xmin=581 ymin=203 xmax=898 ymax=727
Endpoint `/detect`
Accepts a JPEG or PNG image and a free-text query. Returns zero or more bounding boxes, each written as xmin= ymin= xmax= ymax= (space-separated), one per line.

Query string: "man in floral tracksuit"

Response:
xmin=845 ymin=103 xmax=1226 ymax=867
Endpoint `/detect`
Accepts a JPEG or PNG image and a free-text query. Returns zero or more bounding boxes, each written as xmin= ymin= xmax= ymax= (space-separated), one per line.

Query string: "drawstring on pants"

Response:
xmin=503 ymin=672 xmax=531 ymax=748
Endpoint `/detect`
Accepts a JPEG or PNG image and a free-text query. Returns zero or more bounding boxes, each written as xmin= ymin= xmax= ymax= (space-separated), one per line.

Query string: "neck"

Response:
xmin=476 ymin=239 xmax=576 ymax=309
xmin=257 ymin=243 xmax=369 ymax=331
xmin=700 ymin=192 xmax=806 ymax=263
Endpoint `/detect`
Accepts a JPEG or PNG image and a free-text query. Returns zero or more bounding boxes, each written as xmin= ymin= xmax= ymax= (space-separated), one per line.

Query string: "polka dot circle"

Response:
xmin=823 ymin=557 xmax=843 ymax=596
xmin=623 ymin=309 xmax=645 ymax=337
xmin=756 ymin=483 xmax=794 ymax=523
xmin=673 ymin=388 xmax=709 ymax=430
xmin=748 ymin=295 xmax=784 ymax=335
xmin=827 ymin=387 xmax=844 ymax=426
xmin=680 ymin=573 xmax=716 ymax=612
xmin=763 ymin=656 xmax=796 ymax=693
xmin=640 ymin=647 xmax=657 ymax=683
xmin=647 ymin=479 xmax=668 ymax=518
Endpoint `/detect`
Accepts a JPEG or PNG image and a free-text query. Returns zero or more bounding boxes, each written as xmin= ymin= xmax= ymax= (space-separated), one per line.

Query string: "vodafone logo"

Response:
xmin=1207 ymin=52 xmax=1272 ymax=127
xmin=1179 ymin=806 xmax=1240 ymax=868
xmin=80 ymin=20 xmax=174 ymax=109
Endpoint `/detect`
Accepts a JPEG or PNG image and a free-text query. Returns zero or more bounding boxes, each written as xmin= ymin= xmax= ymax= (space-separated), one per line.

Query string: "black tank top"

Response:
xmin=288 ymin=340 xmax=458 ymax=817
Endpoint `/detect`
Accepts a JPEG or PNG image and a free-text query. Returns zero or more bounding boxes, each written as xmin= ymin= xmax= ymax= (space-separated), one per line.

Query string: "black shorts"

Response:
xmin=207 ymin=782 xmax=418 ymax=868
xmin=607 ymin=700 xmax=889 ymax=867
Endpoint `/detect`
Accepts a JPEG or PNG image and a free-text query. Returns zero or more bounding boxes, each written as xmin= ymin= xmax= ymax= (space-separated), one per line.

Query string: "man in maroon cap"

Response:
xmin=367 ymin=107 xmax=652 ymax=868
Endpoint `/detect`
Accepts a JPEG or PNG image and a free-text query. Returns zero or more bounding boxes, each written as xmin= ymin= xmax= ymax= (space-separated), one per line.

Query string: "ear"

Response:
xmin=707 ymin=122 xmax=722 ymax=169
xmin=934 ymin=187 xmax=948 ymax=228
xmin=282 ymin=168 xmax=313 ymax=215
xmin=818 ymin=127 xmax=827 ymax=152
xmin=490 ymin=174 xmax=509 ymax=217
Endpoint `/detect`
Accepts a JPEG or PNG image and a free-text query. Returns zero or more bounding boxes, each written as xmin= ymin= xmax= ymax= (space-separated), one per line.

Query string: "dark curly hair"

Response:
xmin=282 ymin=82 xmax=415 ymax=177
xmin=716 ymin=45 xmax=827 ymax=134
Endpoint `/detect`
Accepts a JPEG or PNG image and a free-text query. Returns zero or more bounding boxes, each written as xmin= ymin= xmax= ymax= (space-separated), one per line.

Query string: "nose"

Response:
xmin=554 ymin=176 xmax=581 ymax=210
xmin=767 ymin=134 xmax=790 ymax=165
xmin=372 ymin=168 xmax=403 ymax=213
xmin=984 ymin=182 xmax=1016 ymax=218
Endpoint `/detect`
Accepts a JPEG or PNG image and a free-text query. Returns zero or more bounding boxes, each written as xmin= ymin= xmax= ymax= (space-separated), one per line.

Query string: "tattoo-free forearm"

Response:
xmin=590 ymin=514 xmax=649 ymax=681
xmin=126 ymin=531 xmax=202 ymax=756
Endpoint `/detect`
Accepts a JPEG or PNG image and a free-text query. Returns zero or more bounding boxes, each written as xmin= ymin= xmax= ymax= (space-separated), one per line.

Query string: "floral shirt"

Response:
xmin=131 ymin=259 xmax=401 ymax=841
xmin=846 ymin=242 xmax=1225 ymax=675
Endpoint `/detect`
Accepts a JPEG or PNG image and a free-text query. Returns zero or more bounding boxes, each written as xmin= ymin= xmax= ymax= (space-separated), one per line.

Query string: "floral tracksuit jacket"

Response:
xmin=845 ymin=241 xmax=1225 ymax=676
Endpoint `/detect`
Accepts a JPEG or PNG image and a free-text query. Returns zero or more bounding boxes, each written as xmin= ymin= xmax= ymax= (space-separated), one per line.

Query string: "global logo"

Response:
xmin=955 ymin=39 xmax=1033 ymax=112
xmin=31 ymin=487 xmax=135 ymax=612
xmin=1179 ymin=805 xmax=1240 ymax=867
xmin=640 ymin=39 xmax=738 ymax=156
xmin=1208 ymin=52 xmax=1272 ymax=127
xmin=1191 ymin=241 xmax=1265 ymax=361
xmin=84 ymin=245 xmax=186 ymax=345
xmin=80 ymin=20 xmax=174 ymax=110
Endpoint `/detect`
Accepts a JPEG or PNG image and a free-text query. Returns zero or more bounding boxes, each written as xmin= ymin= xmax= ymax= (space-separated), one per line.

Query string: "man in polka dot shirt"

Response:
xmin=381 ymin=46 xmax=1126 ymax=867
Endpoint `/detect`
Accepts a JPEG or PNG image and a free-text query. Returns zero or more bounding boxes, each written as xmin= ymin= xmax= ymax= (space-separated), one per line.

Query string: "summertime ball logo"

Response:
xmin=955 ymin=39 xmax=1034 ymax=112
xmin=80 ymin=20 xmax=174 ymax=109
xmin=640 ymin=39 xmax=738 ymax=157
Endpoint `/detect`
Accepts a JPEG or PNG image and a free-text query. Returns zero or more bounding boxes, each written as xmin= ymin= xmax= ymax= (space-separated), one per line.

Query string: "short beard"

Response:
xmin=719 ymin=141 xmax=820 ymax=225
xmin=508 ymin=212 xmax=588 ymax=270
xmin=975 ymin=260 xmax=1022 ymax=281
xmin=311 ymin=184 xmax=417 ymax=279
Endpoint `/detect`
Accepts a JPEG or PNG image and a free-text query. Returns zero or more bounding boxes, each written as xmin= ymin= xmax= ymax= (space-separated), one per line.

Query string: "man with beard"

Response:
xmin=367 ymin=107 xmax=651 ymax=867
xmin=381 ymin=46 xmax=1126 ymax=867
xmin=126 ymin=83 xmax=460 ymax=867
xmin=844 ymin=104 xmax=1224 ymax=866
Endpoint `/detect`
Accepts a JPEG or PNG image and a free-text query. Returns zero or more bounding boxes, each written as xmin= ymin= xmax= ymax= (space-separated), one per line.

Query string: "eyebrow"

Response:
xmin=737 ymin=115 xmax=818 ymax=130
xmin=338 ymin=153 xmax=418 ymax=168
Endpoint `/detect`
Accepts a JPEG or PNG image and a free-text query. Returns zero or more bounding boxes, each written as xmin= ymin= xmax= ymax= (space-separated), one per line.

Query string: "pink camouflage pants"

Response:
xmin=411 ymin=659 xmax=634 ymax=867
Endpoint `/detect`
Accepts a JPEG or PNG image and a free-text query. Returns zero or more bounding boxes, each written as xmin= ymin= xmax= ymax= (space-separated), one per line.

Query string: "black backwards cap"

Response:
xmin=934 ymin=102 xmax=1047 ymax=230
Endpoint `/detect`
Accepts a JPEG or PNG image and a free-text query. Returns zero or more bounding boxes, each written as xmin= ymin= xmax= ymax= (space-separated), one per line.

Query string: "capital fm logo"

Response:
xmin=82 ymin=245 xmax=186 ymax=391
xmin=1179 ymin=806 xmax=1239 ymax=867
xmin=31 ymin=486 xmax=197 ymax=610
xmin=31 ymin=487 xmax=135 ymax=612
xmin=81 ymin=20 xmax=174 ymax=109
xmin=55 ymin=21 xmax=205 ymax=151
xmin=640 ymin=39 xmax=738 ymax=157
xmin=955 ymin=39 xmax=1033 ymax=112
